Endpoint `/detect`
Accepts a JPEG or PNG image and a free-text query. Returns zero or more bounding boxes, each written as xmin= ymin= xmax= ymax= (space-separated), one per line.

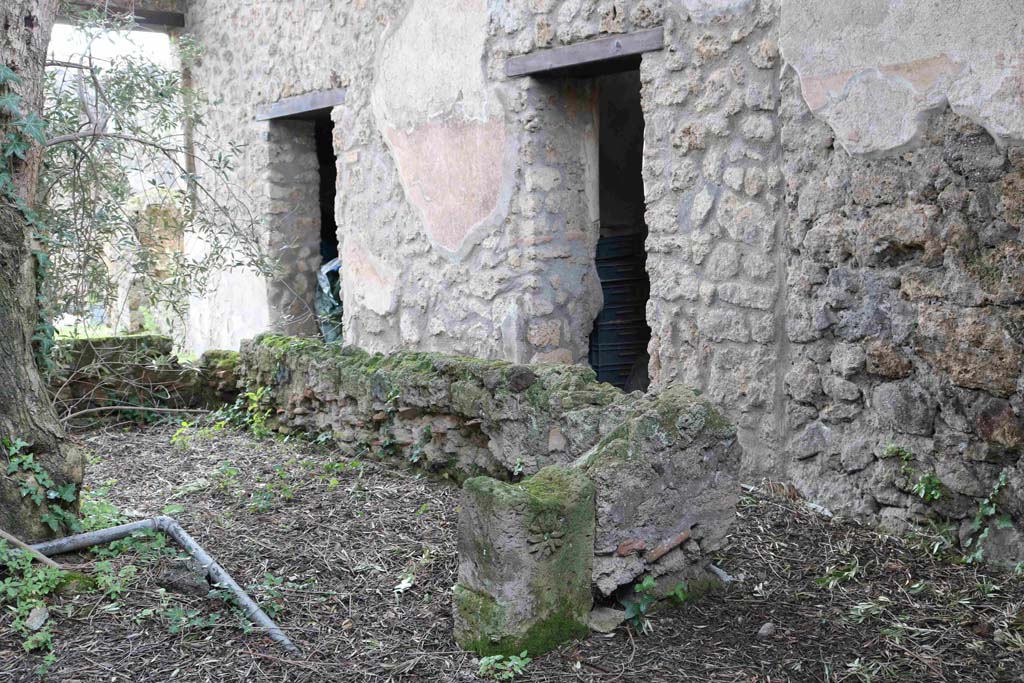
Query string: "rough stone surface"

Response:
xmin=453 ymin=466 xmax=594 ymax=656
xmin=587 ymin=607 xmax=626 ymax=634
xmin=51 ymin=335 xmax=239 ymax=415
xmin=781 ymin=73 xmax=1024 ymax=563
xmin=25 ymin=605 xmax=48 ymax=632
xmin=575 ymin=386 xmax=741 ymax=595
xmin=238 ymin=335 xmax=741 ymax=600
xmin=183 ymin=1 xmax=1024 ymax=565
xmin=238 ymin=334 xmax=631 ymax=481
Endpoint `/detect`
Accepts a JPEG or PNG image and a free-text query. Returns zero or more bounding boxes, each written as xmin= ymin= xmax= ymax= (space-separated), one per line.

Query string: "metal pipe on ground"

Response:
xmin=31 ymin=516 xmax=298 ymax=653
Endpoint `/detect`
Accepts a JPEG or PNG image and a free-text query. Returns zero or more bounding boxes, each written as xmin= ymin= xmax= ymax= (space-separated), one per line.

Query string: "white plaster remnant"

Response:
xmin=780 ymin=0 xmax=1024 ymax=154
xmin=678 ymin=0 xmax=755 ymax=24
xmin=373 ymin=0 xmax=493 ymax=129
xmin=373 ymin=0 xmax=514 ymax=256
xmin=342 ymin=239 xmax=397 ymax=316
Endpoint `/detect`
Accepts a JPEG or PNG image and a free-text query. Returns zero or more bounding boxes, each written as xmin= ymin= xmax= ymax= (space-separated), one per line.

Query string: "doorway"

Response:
xmin=312 ymin=115 xmax=342 ymax=341
xmin=259 ymin=90 xmax=344 ymax=340
xmin=588 ymin=70 xmax=651 ymax=391
xmin=314 ymin=117 xmax=339 ymax=264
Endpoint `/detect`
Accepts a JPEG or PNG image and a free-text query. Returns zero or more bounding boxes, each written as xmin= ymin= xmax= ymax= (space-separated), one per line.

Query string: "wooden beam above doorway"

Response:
xmin=254 ymin=88 xmax=348 ymax=122
xmin=505 ymin=27 xmax=664 ymax=78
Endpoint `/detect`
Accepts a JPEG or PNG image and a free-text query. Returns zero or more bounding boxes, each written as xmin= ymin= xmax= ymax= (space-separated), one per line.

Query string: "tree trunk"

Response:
xmin=1 ymin=0 xmax=85 ymax=541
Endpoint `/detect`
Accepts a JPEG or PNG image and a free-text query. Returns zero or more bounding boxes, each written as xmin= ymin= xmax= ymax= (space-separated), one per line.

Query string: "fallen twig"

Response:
xmin=62 ymin=405 xmax=210 ymax=421
xmin=0 ymin=527 xmax=64 ymax=569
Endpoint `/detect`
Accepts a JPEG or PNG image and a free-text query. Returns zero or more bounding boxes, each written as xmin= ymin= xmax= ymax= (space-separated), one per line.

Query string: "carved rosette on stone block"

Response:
xmin=453 ymin=466 xmax=594 ymax=656
xmin=575 ymin=386 xmax=741 ymax=596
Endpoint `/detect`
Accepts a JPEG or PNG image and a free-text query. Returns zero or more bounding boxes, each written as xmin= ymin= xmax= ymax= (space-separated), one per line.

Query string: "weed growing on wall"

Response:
xmin=621 ymin=575 xmax=657 ymax=633
xmin=964 ymin=470 xmax=1011 ymax=564
xmin=882 ymin=445 xmax=945 ymax=503
xmin=884 ymin=445 xmax=1015 ymax=565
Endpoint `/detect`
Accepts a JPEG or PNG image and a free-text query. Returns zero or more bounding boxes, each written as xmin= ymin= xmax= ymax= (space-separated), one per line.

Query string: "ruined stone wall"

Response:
xmin=238 ymin=334 xmax=740 ymax=597
xmin=184 ymin=0 xmax=604 ymax=369
xmin=781 ymin=83 xmax=1024 ymax=559
xmin=183 ymin=0 xmax=1024 ymax=562
xmin=776 ymin=0 xmax=1024 ymax=559
xmin=487 ymin=0 xmax=1024 ymax=562
xmin=349 ymin=0 xmax=603 ymax=366
xmin=51 ymin=335 xmax=239 ymax=419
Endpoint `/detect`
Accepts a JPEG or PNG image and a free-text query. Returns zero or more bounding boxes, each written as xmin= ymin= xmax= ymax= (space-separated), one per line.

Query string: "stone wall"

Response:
xmin=237 ymin=334 xmax=740 ymax=595
xmin=51 ymin=335 xmax=239 ymax=419
xmin=182 ymin=1 xmax=1024 ymax=563
xmin=483 ymin=0 xmax=1024 ymax=563
xmin=777 ymin=1 xmax=1023 ymax=561
xmin=487 ymin=0 xmax=788 ymax=507
xmin=238 ymin=334 xmax=632 ymax=481
xmin=183 ymin=0 xmax=607 ymax=366
xmin=182 ymin=0 xmax=393 ymax=353
xmin=780 ymin=90 xmax=1024 ymax=556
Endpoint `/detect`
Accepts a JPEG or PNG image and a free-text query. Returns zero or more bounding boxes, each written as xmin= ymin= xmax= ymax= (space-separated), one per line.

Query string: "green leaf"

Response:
xmin=162 ymin=503 xmax=185 ymax=516
xmin=35 ymin=471 xmax=54 ymax=489
xmin=0 ymin=93 xmax=22 ymax=115
xmin=4 ymin=137 xmax=29 ymax=160
xmin=54 ymin=483 xmax=77 ymax=503
xmin=6 ymin=438 xmax=30 ymax=457
xmin=40 ymin=511 xmax=62 ymax=533
xmin=0 ymin=65 xmax=20 ymax=85
xmin=14 ymin=113 xmax=46 ymax=144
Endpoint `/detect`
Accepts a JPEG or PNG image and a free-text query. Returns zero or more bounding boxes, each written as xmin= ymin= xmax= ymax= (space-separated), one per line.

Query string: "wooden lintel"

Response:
xmin=505 ymin=27 xmax=664 ymax=78
xmin=61 ymin=1 xmax=186 ymax=28
xmin=254 ymin=88 xmax=348 ymax=122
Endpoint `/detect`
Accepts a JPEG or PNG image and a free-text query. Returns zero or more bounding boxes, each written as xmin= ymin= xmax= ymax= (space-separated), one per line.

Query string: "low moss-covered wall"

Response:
xmin=237 ymin=334 xmax=634 ymax=482
xmin=239 ymin=335 xmax=743 ymax=653
xmin=51 ymin=335 xmax=239 ymax=419
xmin=238 ymin=335 xmax=741 ymax=581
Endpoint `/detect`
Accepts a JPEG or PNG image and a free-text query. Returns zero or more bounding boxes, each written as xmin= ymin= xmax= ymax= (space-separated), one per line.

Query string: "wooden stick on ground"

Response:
xmin=0 ymin=527 xmax=64 ymax=569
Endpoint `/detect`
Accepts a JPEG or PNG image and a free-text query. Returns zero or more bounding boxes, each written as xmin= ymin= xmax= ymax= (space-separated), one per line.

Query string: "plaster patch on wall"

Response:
xmin=373 ymin=0 xmax=492 ymax=128
xmin=372 ymin=0 xmax=513 ymax=256
xmin=677 ymin=0 xmax=754 ymax=24
xmin=780 ymin=0 xmax=1024 ymax=154
xmin=384 ymin=118 xmax=508 ymax=253
xmin=342 ymin=238 xmax=397 ymax=316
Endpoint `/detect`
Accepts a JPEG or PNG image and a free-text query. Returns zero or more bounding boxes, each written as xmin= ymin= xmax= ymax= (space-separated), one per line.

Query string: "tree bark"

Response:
xmin=1 ymin=0 xmax=85 ymax=541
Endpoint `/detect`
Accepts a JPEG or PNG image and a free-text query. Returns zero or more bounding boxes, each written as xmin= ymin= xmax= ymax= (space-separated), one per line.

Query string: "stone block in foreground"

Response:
xmin=453 ymin=466 xmax=594 ymax=656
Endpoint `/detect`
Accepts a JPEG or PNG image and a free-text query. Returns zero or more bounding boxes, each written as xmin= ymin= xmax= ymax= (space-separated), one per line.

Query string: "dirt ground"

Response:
xmin=2 ymin=424 xmax=1023 ymax=682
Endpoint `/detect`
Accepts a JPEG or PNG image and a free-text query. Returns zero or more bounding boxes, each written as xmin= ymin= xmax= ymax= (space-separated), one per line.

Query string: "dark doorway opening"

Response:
xmin=311 ymin=115 xmax=342 ymax=342
xmin=314 ymin=116 xmax=339 ymax=264
xmin=258 ymin=90 xmax=345 ymax=340
xmin=587 ymin=70 xmax=651 ymax=391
